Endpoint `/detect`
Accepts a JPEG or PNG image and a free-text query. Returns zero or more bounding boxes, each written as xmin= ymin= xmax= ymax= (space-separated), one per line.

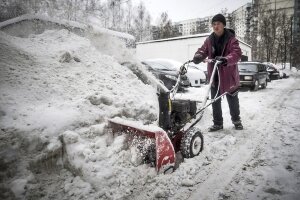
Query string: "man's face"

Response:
xmin=212 ymin=21 xmax=225 ymax=36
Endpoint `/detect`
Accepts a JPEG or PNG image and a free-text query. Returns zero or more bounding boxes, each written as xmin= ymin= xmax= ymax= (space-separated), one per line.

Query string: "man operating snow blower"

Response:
xmin=192 ymin=13 xmax=243 ymax=131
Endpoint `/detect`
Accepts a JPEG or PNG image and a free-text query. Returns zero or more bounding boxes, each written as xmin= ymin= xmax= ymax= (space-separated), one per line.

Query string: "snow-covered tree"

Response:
xmin=0 ymin=0 xmax=27 ymax=21
xmin=132 ymin=2 xmax=151 ymax=41
xmin=0 ymin=0 xmax=155 ymax=43
xmin=255 ymin=6 xmax=292 ymax=65
xmin=152 ymin=12 xmax=181 ymax=40
xmin=158 ymin=12 xmax=173 ymax=39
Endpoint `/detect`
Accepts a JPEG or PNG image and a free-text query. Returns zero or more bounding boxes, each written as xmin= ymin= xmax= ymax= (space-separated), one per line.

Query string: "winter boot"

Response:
xmin=208 ymin=124 xmax=223 ymax=132
xmin=234 ymin=123 xmax=243 ymax=130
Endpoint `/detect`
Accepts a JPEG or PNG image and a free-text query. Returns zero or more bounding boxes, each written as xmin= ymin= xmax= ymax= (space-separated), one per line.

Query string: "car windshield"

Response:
xmin=267 ymin=66 xmax=277 ymax=71
xmin=143 ymin=61 xmax=175 ymax=71
xmin=238 ymin=64 xmax=258 ymax=72
xmin=188 ymin=65 xmax=198 ymax=70
xmin=190 ymin=63 xmax=207 ymax=71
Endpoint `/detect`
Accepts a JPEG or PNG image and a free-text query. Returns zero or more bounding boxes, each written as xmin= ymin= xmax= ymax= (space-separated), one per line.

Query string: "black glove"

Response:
xmin=192 ymin=53 xmax=204 ymax=64
xmin=179 ymin=65 xmax=187 ymax=75
xmin=215 ymin=56 xmax=227 ymax=65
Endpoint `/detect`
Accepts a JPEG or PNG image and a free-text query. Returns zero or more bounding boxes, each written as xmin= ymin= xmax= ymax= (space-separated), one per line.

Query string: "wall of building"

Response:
xmin=231 ymin=3 xmax=252 ymax=42
xmin=136 ymin=34 xmax=252 ymax=63
xmin=259 ymin=0 xmax=294 ymax=15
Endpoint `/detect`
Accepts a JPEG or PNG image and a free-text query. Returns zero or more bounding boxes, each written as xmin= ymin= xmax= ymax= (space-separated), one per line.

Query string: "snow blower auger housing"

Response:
xmin=108 ymin=59 xmax=224 ymax=174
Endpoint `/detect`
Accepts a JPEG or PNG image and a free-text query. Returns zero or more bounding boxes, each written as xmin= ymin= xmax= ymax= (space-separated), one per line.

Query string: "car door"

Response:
xmin=257 ymin=64 xmax=263 ymax=84
xmin=258 ymin=64 xmax=267 ymax=84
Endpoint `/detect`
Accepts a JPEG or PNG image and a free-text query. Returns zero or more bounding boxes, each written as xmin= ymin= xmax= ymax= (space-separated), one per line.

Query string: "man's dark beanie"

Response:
xmin=212 ymin=14 xmax=226 ymax=26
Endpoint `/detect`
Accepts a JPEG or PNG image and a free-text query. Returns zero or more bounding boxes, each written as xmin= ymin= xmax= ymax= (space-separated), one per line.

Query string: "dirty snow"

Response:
xmin=0 ymin=19 xmax=300 ymax=200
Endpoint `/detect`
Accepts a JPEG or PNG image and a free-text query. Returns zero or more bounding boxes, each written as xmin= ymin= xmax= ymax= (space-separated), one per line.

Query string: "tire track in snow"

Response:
xmin=188 ymin=82 xmax=297 ymax=200
xmin=127 ymin=79 xmax=298 ymax=200
xmin=223 ymin=88 xmax=300 ymax=199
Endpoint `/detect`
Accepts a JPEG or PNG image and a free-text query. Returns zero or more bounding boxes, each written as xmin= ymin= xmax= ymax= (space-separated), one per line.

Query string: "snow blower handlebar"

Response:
xmin=179 ymin=60 xmax=192 ymax=75
xmin=170 ymin=60 xmax=193 ymax=98
xmin=201 ymin=59 xmax=222 ymax=106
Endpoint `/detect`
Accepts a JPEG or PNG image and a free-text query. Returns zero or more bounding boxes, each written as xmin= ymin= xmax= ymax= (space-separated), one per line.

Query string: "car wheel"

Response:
xmin=251 ymin=80 xmax=259 ymax=91
xmin=180 ymin=128 xmax=203 ymax=158
xmin=283 ymin=73 xmax=288 ymax=78
xmin=261 ymin=79 xmax=267 ymax=89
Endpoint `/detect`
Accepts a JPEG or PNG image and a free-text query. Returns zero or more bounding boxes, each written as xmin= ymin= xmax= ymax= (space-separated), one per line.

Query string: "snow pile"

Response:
xmin=0 ymin=26 xmax=160 ymax=198
xmin=0 ymin=29 xmax=158 ymax=138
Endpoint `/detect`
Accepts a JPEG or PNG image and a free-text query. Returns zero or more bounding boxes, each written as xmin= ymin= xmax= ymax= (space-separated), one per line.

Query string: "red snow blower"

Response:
xmin=108 ymin=59 xmax=226 ymax=174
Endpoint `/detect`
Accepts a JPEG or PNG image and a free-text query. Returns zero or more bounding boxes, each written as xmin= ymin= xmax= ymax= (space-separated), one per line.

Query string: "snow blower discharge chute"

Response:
xmin=108 ymin=59 xmax=227 ymax=174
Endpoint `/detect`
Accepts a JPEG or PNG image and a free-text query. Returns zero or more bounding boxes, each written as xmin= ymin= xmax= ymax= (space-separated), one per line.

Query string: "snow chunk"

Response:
xmin=59 ymin=51 xmax=72 ymax=63
xmin=108 ymin=135 xmax=127 ymax=155
xmin=10 ymin=179 xmax=27 ymax=197
xmin=64 ymin=176 xmax=93 ymax=197
xmin=94 ymin=137 xmax=107 ymax=149
xmin=154 ymin=189 xmax=169 ymax=198
xmin=88 ymin=94 xmax=113 ymax=106
xmin=129 ymin=146 xmax=144 ymax=166
xmin=47 ymin=138 xmax=62 ymax=152
xmin=62 ymin=130 xmax=79 ymax=144
xmin=89 ymin=124 xmax=106 ymax=136
xmin=181 ymin=179 xmax=195 ymax=187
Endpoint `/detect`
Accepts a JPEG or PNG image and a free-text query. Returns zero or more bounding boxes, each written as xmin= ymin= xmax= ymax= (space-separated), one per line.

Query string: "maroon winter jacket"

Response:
xmin=194 ymin=29 xmax=242 ymax=94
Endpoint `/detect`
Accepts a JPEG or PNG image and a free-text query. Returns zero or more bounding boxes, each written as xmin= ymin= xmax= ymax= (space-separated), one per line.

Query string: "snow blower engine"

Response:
xmin=158 ymin=92 xmax=197 ymax=133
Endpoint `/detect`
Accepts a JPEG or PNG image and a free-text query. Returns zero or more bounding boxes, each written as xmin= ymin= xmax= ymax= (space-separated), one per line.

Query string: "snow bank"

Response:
xmin=0 ymin=29 xmax=158 ymax=138
xmin=0 ymin=22 xmax=161 ymax=199
xmin=0 ymin=14 xmax=134 ymax=45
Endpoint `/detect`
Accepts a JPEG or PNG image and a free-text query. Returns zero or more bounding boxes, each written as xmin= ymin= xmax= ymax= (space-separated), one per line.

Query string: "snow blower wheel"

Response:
xmin=180 ymin=127 xmax=203 ymax=158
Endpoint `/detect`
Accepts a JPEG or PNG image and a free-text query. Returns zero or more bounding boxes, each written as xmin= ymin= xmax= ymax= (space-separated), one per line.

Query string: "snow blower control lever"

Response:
xmin=109 ymin=59 xmax=223 ymax=174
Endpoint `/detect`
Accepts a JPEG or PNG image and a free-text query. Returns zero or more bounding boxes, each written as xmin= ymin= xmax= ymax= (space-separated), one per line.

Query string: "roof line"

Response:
xmin=137 ymin=33 xmax=251 ymax=47
xmin=136 ymin=33 xmax=211 ymax=44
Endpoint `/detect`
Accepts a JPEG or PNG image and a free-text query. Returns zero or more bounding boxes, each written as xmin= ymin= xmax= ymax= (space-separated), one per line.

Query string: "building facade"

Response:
xmin=176 ymin=18 xmax=199 ymax=36
xmin=231 ymin=3 xmax=252 ymax=43
xmin=175 ymin=14 xmax=233 ymax=36
xmin=250 ymin=0 xmax=295 ymax=61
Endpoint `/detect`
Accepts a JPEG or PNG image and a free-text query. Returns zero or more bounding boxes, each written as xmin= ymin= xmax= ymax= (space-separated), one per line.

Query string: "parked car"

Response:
xmin=186 ymin=64 xmax=207 ymax=86
xmin=142 ymin=58 xmax=206 ymax=87
xmin=141 ymin=59 xmax=190 ymax=90
xmin=275 ymin=64 xmax=290 ymax=79
xmin=281 ymin=71 xmax=289 ymax=78
xmin=188 ymin=63 xmax=208 ymax=84
xmin=151 ymin=58 xmax=206 ymax=86
xmin=238 ymin=62 xmax=268 ymax=91
xmin=265 ymin=62 xmax=280 ymax=80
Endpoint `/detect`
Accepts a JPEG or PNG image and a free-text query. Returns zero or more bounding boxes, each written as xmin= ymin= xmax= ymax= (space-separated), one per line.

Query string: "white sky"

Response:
xmin=132 ymin=0 xmax=251 ymax=23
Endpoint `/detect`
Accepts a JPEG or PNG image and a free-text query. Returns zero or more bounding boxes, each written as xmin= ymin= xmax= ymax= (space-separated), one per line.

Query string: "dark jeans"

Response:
xmin=211 ymin=86 xmax=241 ymax=125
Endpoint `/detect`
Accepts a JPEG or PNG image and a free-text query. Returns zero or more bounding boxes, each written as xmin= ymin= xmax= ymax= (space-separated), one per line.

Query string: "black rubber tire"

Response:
xmin=251 ymin=80 xmax=259 ymax=91
xmin=261 ymin=79 xmax=267 ymax=89
xmin=180 ymin=127 xmax=204 ymax=158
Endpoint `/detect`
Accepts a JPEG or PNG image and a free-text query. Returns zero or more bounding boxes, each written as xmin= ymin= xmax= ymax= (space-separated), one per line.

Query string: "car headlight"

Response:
xmin=165 ymin=75 xmax=177 ymax=81
xmin=244 ymin=76 xmax=253 ymax=80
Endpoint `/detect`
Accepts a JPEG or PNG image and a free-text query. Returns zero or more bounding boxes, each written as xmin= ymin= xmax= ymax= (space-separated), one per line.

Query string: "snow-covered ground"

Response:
xmin=1 ymin=22 xmax=300 ymax=200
